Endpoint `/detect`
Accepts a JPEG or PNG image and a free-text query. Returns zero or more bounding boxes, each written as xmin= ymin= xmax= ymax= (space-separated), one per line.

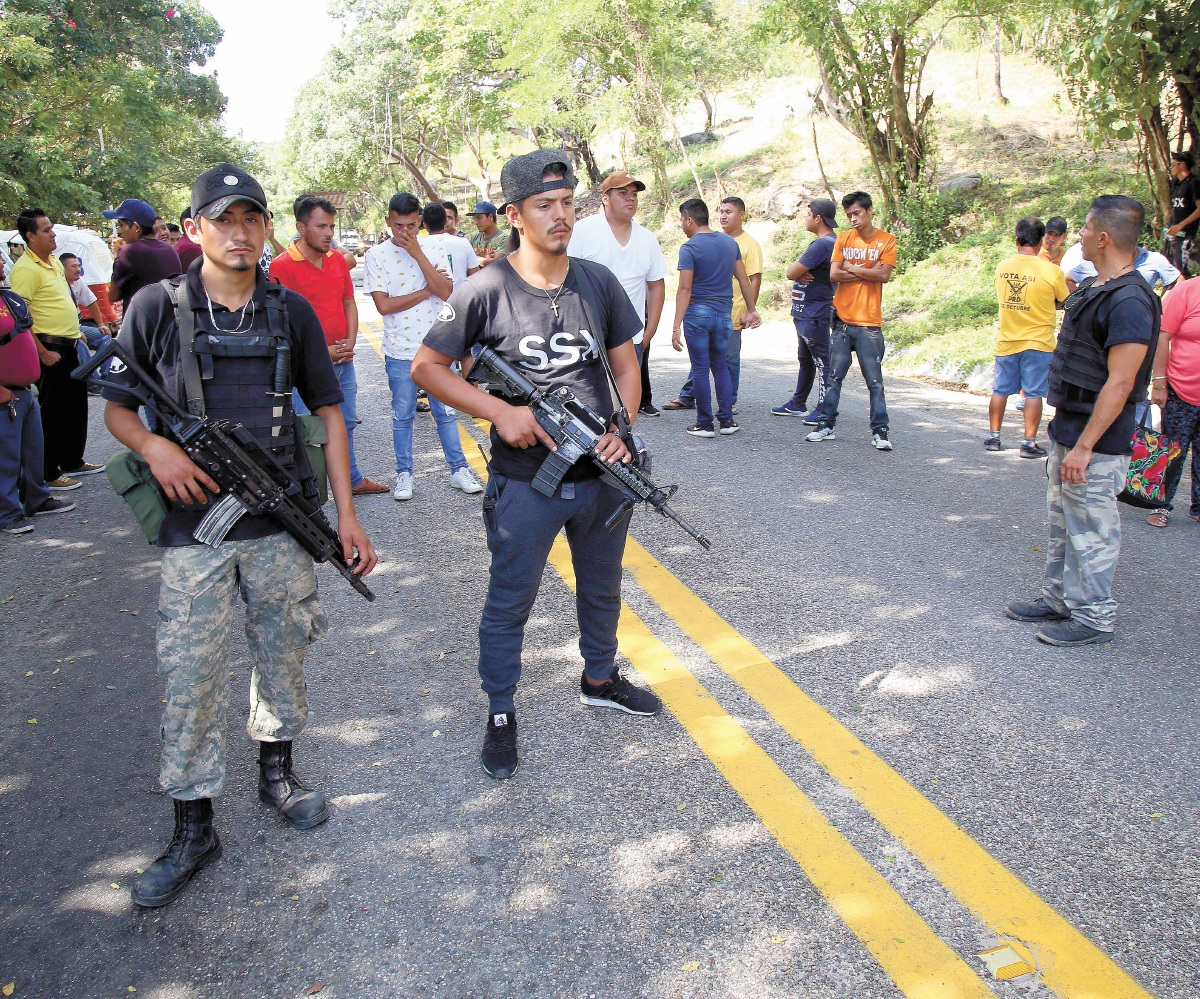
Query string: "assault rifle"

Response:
xmin=467 ymin=346 xmax=711 ymax=550
xmin=73 ymin=339 xmax=375 ymax=601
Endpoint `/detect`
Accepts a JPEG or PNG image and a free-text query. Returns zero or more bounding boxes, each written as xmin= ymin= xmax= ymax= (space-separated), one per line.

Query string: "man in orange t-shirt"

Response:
xmin=806 ymin=190 xmax=897 ymax=450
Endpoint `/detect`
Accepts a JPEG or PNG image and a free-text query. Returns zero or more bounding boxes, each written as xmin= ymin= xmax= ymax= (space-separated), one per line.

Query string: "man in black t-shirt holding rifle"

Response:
xmin=412 ymin=150 xmax=661 ymax=781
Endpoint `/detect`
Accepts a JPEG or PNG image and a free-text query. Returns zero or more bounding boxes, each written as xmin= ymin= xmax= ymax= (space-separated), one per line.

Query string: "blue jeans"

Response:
xmin=817 ymin=320 xmax=890 ymax=432
xmin=294 ymin=360 xmax=364 ymax=487
xmin=679 ymin=322 xmax=741 ymax=407
xmin=790 ymin=313 xmax=831 ymax=409
xmin=0 ymin=387 xmax=51 ymax=527
xmin=384 ymin=355 xmax=467 ymax=475
xmin=478 ymin=473 xmax=631 ymax=713
xmin=678 ymin=305 xmax=734 ymax=428
xmin=75 ymin=324 xmax=114 ymax=379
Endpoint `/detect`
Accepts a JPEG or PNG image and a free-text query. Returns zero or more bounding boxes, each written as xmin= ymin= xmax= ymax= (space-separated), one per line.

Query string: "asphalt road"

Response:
xmin=1 ymin=311 xmax=1196 ymax=999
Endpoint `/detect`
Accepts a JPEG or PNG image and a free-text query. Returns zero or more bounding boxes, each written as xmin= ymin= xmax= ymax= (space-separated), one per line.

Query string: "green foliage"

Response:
xmin=0 ymin=0 xmax=246 ymax=223
xmin=893 ymin=185 xmax=959 ymax=272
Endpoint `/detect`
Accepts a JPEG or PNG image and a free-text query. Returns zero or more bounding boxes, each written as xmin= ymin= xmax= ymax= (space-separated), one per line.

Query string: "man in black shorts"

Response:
xmin=412 ymin=149 xmax=660 ymax=780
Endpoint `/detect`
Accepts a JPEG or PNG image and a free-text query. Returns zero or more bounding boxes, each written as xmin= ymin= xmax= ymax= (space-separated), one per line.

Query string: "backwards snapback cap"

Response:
xmin=102 ymin=198 xmax=158 ymax=229
xmin=191 ymin=163 xmax=268 ymax=219
xmin=499 ymin=149 xmax=577 ymax=211
xmin=809 ymin=198 xmax=838 ymax=227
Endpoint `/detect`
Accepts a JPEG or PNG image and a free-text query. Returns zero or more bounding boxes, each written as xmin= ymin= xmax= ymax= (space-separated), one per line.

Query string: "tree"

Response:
xmin=1053 ymin=0 xmax=1200 ymax=233
xmin=761 ymin=0 xmax=944 ymax=223
xmin=0 ymin=0 xmax=245 ymax=223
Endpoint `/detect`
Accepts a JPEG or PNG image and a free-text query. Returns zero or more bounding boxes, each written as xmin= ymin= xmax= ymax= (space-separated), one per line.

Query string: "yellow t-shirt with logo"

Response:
xmin=993 ymin=253 xmax=1069 ymax=355
xmin=831 ymin=228 xmax=897 ymax=327
xmin=731 ymin=231 xmax=762 ymax=329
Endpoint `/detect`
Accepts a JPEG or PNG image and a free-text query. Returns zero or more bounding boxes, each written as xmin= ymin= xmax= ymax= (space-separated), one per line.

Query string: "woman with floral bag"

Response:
xmin=1147 ymin=277 xmax=1200 ymax=526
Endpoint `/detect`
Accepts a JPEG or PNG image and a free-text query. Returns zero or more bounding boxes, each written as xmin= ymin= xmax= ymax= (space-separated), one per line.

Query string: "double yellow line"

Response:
xmin=359 ymin=318 xmax=1152 ymax=998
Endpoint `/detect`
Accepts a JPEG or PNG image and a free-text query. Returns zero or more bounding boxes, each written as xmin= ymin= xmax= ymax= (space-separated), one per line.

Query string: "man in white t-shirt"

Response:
xmin=421 ymin=203 xmax=479 ymax=289
xmin=1061 ymin=241 xmax=1180 ymax=295
xmin=567 ymin=170 xmax=668 ymax=416
xmin=363 ymin=192 xmax=482 ymax=500
xmin=59 ymin=251 xmax=114 ymax=378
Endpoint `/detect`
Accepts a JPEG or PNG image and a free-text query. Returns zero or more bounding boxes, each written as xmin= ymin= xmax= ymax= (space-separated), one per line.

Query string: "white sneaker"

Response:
xmin=805 ymin=425 xmax=835 ymax=442
xmin=450 ymin=467 xmax=483 ymax=494
xmin=393 ymin=471 xmax=414 ymax=501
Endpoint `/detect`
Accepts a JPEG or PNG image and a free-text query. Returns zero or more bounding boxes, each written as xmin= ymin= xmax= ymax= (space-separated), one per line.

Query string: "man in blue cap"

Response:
xmin=466 ymin=200 xmax=509 ymax=266
xmin=104 ymin=198 xmax=182 ymax=313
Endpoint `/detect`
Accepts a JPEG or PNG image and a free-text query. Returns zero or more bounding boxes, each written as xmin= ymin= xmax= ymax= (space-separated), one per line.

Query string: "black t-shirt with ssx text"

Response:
xmin=422 ymin=256 xmax=641 ymax=481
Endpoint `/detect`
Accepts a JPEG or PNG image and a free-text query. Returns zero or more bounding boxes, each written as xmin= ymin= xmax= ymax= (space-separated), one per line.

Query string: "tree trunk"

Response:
xmin=1176 ymin=74 xmax=1200 ymax=151
xmin=387 ymin=149 xmax=441 ymax=203
xmin=694 ymin=72 xmax=715 ymax=132
xmin=992 ymin=23 xmax=1009 ymax=105
xmin=1139 ymin=106 xmax=1173 ymax=236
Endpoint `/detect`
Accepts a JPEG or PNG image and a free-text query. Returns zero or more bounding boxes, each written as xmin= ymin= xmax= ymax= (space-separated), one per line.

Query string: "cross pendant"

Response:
xmin=550 ymin=302 xmax=559 ymax=318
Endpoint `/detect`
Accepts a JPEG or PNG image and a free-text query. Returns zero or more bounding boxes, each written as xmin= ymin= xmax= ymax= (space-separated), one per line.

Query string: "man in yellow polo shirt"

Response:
xmin=9 ymin=209 xmax=104 ymax=490
xmin=988 ymin=216 xmax=1069 ymax=457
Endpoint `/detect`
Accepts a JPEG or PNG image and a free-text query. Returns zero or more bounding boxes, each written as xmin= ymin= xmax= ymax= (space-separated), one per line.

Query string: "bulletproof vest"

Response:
xmin=162 ymin=276 xmax=298 ymax=475
xmin=1047 ymin=271 xmax=1160 ymax=415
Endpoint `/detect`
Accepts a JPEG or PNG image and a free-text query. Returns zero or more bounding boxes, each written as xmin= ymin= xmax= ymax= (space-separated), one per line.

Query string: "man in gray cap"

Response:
xmin=102 ymin=163 xmax=377 ymax=908
xmin=466 ymin=200 xmax=509 ymax=266
xmin=774 ymin=198 xmax=839 ymax=418
xmin=412 ymin=149 xmax=659 ymax=782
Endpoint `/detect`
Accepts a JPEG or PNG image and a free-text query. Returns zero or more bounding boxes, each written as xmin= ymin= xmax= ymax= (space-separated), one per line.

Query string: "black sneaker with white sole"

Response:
xmin=32 ymin=498 xmax=77 ymax=516
xmin=481 ymin=711 xmax=518 ymax=779
xmin=686 ymin=424 xmax=716 ymax=438
xmin=580 ymin=670 xmax=661 ymax=716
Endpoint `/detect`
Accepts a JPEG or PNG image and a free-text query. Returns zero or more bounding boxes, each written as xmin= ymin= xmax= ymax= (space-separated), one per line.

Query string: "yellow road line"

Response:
xmin=456 ymin=428 xmax=992 ymax=996
xmin=621 ymin=539 xmax=1154 ymax=999
xmin=551 ymin=539 xmax=995 ymax=999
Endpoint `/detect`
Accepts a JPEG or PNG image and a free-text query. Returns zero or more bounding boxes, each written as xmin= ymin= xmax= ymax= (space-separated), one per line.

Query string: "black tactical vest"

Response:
xmin=1046 ymin=271 xmax=1160 ymax=415
xmin=162 ymin=276 xmax=299 ymax=476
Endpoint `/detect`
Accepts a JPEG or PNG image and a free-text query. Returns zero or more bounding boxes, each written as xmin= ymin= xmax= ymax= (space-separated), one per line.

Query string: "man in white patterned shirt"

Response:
xmin=363 ymin=192 xmax=482 ymax=500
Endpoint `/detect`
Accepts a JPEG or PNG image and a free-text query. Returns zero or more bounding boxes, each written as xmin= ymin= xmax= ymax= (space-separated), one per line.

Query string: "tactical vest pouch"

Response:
xmin=105 ymin=449 xmax=169 ymax=544
xmin=296 ymin=414 xmax=329 ymax=506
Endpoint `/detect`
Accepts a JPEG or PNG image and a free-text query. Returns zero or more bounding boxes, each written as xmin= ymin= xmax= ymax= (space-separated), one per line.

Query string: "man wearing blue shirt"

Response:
xmin=668 ymin=199 xmax=761 ymax=437
xmin=773 ymin=199 xmax=838 ymax=418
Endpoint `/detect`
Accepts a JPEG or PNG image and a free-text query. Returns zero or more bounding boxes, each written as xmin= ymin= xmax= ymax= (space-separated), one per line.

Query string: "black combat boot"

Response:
xmin=258 ymin=740 xmax=329 ymax=830
xmin=131 ymin=797 xmax=222 ymax=908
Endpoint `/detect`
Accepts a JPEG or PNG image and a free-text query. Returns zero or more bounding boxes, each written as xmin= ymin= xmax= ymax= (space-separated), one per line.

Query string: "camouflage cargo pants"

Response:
xmin=1042 ymin=442 xmax=1129 ymax=632
xmin=156 ymin=532 xmax=328 ymax=799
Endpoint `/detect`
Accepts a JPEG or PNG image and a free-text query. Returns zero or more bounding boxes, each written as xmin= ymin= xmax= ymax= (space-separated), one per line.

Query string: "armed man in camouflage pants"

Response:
xmin=1005 ymin=195 xmax=1159 ymax=647
xmin=102 ymin=165 xmax=376 ymax=908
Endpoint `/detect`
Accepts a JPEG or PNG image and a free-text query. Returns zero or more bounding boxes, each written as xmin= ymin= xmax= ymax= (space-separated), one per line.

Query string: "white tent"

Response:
xmin=0 ymin=226 xmax=114 ymax=284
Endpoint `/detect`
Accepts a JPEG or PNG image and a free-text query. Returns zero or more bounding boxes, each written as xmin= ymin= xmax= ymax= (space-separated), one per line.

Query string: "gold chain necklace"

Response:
xmin=201 ymin=279 xmax=256 ymax=333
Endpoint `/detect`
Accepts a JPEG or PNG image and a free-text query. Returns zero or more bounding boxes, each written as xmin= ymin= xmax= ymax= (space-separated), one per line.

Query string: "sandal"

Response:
xmin=662 ymin=399 xmax=694 ymax=411
xmin=1147 ymin=509 xmax=1170 ymax=528
xmin=1189 ymin=513 xmax=1200 ymax=524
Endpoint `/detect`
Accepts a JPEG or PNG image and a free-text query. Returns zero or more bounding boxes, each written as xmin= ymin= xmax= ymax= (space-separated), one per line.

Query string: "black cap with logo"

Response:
xmin=499 ymin=149 xmax=578 ymax=211
xmin=191 ymin=163 xmax=268 ymax=219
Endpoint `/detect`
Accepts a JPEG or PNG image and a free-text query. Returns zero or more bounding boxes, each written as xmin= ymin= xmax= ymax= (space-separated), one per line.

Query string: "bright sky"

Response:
xmin=198 ymin=0 xmax=341 ymax=144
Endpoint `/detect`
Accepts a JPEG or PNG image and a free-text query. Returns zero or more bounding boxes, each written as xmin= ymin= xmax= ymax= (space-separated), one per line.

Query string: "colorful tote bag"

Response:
xmin=1119 ymin=412 xmax=1184 ymax=508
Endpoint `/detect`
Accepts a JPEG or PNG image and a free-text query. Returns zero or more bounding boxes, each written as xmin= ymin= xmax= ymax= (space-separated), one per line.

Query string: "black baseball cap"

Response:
xmin=1045 ymin=216 xmax=1068 ymax=235
xmin=809 ymin=198 xmax=837 ymax=227
xmin=191 ymin=163 xmax=268 ymax=219
xmin=1171 ymin=150 xmax=1195 ymax=170
xmin=499 ymin=149 xmax=577 ymax=211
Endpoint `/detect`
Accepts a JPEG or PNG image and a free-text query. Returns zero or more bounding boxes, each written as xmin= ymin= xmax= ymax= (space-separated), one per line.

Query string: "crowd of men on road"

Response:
xmin=0 ymin=143 xmax=1195 ymax=912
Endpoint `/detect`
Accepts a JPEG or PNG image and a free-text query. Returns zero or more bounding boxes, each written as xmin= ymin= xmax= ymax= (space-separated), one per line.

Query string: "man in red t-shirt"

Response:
xmin=270 ymin=195 xmax=387 ymax=494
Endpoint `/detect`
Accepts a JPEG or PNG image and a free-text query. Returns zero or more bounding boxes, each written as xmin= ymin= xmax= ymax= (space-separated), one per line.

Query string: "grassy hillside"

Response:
xmin=611 ymin=44 xmax=1148 ymax=387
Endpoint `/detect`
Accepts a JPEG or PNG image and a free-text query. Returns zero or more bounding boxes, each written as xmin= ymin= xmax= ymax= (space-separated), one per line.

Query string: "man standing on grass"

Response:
xmin=1040 ymin=217 xmax=1069 ymax=267
xmin=270 ymin=195 xmax=388 ymax=496
xmin=1165 ymin=150 xmax=1199 ymax=276
xmin=1006 ymin=196 xmax=1159 ymax=647
xmin=987 ymin=217 xmax=1068 ymax=457
xmin=805 ymin=191 xmax=897 ymax=450
xmin=568 ymin=170 xmax=667 ymax=417
xmin=363 ymin=192 xmax=482 ymax=501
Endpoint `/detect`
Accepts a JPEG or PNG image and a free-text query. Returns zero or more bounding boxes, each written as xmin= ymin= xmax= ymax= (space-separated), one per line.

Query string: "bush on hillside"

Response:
xmin=893 ymin=185 xmax=961 ymax=272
